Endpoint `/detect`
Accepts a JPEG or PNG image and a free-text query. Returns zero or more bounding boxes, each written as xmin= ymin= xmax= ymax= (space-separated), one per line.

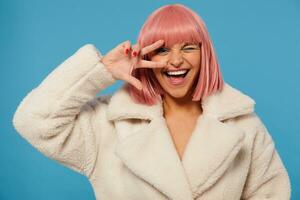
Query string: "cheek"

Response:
xmin=152 ymin=68 xmax=163 ymax=80
xmin=186 ymin=54 xmax=201 ymax=69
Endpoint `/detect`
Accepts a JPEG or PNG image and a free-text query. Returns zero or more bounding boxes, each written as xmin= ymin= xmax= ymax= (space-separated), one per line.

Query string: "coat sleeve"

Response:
xmin=12 ymin=44 xmax=117 ymax=178
xmin=241 ymin=114 xmax=292 ymax=200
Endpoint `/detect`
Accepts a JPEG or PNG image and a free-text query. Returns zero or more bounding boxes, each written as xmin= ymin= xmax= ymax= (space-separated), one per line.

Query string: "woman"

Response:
xmin=12 ymin=4 xmax=291 ymax=200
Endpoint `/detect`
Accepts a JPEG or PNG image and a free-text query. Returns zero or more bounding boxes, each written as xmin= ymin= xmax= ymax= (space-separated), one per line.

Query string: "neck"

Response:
xmin=162 ymin=93 xmax=203 ymax=119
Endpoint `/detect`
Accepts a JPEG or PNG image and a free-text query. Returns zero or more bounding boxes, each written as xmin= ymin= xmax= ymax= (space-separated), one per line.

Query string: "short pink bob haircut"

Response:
xmin=125 ymin=4 xmax=224 ymax=105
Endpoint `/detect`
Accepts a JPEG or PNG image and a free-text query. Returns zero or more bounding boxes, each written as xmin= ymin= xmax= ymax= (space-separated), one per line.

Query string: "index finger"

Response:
xmin=140 ymin=40 xmax=164 ymax=56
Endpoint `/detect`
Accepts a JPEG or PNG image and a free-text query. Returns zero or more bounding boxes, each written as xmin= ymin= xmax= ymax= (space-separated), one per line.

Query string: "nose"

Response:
xmin=168 ymin=50 xmax=184 ymax=68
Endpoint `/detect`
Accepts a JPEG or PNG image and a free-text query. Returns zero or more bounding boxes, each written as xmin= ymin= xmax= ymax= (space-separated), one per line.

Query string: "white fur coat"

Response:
xmin=12 ymin=44 xmax=291 ymax=200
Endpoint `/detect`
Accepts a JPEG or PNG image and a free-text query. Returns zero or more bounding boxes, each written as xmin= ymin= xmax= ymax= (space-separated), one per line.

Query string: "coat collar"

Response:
xmin=106 ymin=82 xmax=255 ymax=200
xmin=107 ymin=82 xmax=255 ymax=122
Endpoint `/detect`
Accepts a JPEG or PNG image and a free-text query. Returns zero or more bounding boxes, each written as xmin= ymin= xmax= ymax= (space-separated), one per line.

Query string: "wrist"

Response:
xmin=101 ymin=56 xmax=113 ymax=71
xmin=100 ymin=56 xmax=118 ymax=80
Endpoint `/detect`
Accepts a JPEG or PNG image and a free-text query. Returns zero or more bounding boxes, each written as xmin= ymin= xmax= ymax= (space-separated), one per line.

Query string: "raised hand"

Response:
xmin=101 ymin=40 xmax=166 ymax=90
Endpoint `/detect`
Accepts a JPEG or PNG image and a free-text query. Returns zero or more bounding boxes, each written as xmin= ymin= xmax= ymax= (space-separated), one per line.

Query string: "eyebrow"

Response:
xmin=160 ymin=43 xmax=196 ymax=49
xmin=182 ymin=43 xmax=197 ymax=47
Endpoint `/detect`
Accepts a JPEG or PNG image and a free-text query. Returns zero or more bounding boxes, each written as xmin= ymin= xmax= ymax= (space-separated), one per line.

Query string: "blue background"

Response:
xmin=1 ymin=0 xmax=299 ymax=199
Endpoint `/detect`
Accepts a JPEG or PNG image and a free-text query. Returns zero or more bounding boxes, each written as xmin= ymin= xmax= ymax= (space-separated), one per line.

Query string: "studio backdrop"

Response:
xmin=1 ymin=0 xmax=299 ymax=199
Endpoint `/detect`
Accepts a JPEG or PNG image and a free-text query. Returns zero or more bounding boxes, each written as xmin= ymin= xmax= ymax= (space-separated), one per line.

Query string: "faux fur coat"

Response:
xmin=12 ymin=44 xmax=291 ymax=200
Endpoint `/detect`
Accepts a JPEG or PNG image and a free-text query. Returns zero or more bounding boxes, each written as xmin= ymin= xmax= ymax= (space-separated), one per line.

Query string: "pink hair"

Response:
xmin=125 ymin=3 xmax=224 ymax=105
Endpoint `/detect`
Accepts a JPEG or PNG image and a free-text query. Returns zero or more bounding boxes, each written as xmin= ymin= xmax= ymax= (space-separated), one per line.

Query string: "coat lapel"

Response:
xmin=114 ymin=116 xmax=194 ymax=200
xmin=180 ymin=114 xmax=246 ymax=199
xmin=180 ymin=82 xmax=255 ymax=198
xmin=106 ymin=82 xmax=255 ymax=200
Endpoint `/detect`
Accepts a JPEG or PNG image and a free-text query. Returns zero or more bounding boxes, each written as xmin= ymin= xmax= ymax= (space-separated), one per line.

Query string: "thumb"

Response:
xmin=123 ymin=75 xmax=143 ymax=91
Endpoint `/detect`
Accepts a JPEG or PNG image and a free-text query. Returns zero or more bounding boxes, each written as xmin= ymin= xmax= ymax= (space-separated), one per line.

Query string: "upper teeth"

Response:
xmin=166 ymin=70 xmax=188 ymax=75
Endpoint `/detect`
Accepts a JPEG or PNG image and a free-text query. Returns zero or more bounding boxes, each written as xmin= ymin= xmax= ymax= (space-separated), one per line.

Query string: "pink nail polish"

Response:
xmin=133 ymin=51 xmax=137 ymax=57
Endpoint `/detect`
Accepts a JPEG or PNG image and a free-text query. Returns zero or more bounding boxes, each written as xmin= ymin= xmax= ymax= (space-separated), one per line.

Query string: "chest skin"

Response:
xmin=164 ymin=115 xmax=200 ymax=161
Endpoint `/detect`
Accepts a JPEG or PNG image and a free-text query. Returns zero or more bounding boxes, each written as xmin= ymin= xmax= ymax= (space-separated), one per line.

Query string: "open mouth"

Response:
xmin=162 ymin=69 xmax=190 ymax=85
xmin=163 ymin=69 xmax=190 ymax=78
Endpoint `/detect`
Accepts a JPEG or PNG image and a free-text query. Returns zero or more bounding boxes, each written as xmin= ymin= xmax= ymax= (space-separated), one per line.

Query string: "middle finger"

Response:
xmin=140 ymin=40 xmax=164 ymax=56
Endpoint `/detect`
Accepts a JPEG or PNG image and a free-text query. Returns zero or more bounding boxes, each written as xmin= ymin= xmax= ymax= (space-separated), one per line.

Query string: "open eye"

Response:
xmin=155 ymin=47 xmax=169 ymax=55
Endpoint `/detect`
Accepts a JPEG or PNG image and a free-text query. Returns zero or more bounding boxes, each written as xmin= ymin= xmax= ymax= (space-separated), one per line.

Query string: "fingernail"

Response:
xmin=132 ymin=51 xmax=137 ymax=57
xmin=125 ymin=49 xmax=129 ymax=54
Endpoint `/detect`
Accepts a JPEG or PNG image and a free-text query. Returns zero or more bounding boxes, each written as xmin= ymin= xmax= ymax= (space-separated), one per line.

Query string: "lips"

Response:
xmin=163 ymin=69 xmax=190 ymax=87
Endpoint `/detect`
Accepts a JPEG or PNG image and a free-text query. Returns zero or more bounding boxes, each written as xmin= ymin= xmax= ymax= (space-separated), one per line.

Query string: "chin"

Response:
xmin=163 ymin=87 xmax=191 ymax=99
